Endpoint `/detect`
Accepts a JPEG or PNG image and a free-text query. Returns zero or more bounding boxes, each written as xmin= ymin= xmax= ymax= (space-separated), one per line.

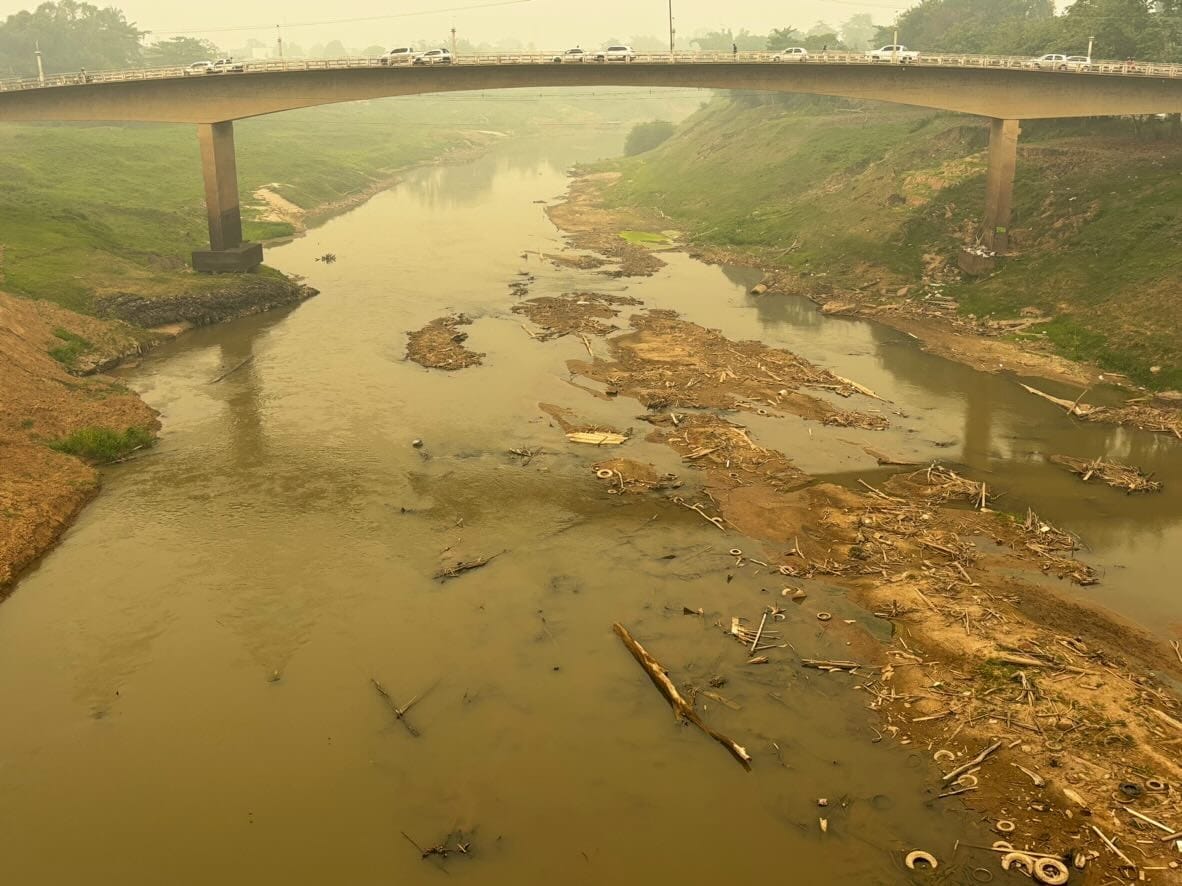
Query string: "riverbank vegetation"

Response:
xmin=597 ymin=97 xmax=1182 ymax=389
xmin=50 ymin=425 xmax=153 ymax=463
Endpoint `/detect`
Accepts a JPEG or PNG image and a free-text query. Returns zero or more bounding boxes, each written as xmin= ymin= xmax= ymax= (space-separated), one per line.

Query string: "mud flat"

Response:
xmin=528 ymin=208 xmax=1182 ymax=880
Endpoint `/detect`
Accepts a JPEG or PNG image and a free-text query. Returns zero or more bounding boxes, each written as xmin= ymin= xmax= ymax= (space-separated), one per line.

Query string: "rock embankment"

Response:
xmin=96 ymin=275 xmax=317 ymax=329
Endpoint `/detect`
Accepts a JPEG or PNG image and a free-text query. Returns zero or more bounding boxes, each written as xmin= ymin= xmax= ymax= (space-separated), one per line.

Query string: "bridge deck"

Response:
xmin=3 ymin=49 xmax=1180 ymax=94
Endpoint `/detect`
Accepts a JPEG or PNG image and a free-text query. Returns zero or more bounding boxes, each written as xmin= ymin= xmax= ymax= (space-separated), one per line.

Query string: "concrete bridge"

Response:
xmin=3 ymin=50 xmax=1182 ymax=271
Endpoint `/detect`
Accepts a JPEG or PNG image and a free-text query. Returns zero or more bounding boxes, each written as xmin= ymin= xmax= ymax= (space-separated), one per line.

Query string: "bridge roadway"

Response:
xmin=3 ymin=51 xmax=1181 ymax=269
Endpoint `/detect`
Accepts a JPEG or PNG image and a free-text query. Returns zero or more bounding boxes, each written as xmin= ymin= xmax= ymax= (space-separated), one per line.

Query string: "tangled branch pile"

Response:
xmin=1050 ymin=455 xmax=1163 ymax=494
xmin=406 ymin=314 xmax=483 ymax=370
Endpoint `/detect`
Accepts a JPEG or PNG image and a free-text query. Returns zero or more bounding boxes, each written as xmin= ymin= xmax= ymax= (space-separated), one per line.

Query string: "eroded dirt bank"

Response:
xmin=506 ymin=198 xmax=1182 ymax=879
xmin=0 ymin=292 xmax=158 ymax=592
xmin=0 ymin=274 xmax=316 ymax=594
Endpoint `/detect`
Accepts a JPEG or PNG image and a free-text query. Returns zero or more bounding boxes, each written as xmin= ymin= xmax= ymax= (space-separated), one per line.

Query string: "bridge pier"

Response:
xmin=982 ymin=118 xmax=1020 ymax=253
xmin=192 ymin=120 xmax=262 ymax=273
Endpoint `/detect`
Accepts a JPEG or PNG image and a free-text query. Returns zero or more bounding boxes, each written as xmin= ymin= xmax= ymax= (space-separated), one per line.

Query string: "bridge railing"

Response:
xmin=3 ymin=50 xmax=1182 ymax=93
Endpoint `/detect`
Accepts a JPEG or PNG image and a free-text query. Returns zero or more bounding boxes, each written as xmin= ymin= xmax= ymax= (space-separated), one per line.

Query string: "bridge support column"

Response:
xmin=982 ymin=118 xmax=1020 ymax=253
xmin=192 ymin=120 xmax=262 ymax=273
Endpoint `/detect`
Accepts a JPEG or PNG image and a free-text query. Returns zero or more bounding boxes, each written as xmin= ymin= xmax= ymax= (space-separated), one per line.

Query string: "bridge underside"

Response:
xmin=3 ymin=63 xmax=1177 ymax=271
xmin=3 ymin=64 xmax=1182 ymax=124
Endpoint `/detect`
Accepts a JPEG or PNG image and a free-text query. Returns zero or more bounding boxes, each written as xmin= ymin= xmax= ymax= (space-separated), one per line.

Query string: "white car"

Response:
xmin=186 ymin=61 xmax=214 ymax=74
xmin=552 ymin=48 xmax=587 ymax=63
xmin=868 ymin=45 xmax=919 ymax=63
xmin=210 ymin=57 xmax=245 ymax=73
xmin=1065 ymin=55 xmax=1094 ymax=71
xmin=1029 ymin=53 xmax=1069 ymax=70
xmin=380 ymin=47 xmax=416 ymax=66
xmin=595 ymin=45 xmax=635 ymax=62
xmin=772 ymin=47 xmax=809 ymax=62
xmin=414 ymin=48 xmax=453 ymax=65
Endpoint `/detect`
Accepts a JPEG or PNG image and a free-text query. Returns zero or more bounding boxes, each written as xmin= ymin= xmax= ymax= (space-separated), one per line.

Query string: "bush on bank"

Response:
xmin=50 ymin=426 xmax=154 ymax=463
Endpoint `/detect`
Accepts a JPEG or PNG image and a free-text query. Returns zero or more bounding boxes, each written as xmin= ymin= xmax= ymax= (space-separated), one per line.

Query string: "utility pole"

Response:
xmin=34 ymin=41 xmax=45 ymax=83
xmin=1087 ymin=34 xmax=1094 ymax=61
xmin=668 ymin=0 xmax=675 ymax=54
xmin=276 ymin=25 xmax=284 ymax=59
xmin=893 ymin=20 xmax=899 ymax=63
xmin=451 ymin=26 xmax=458 ymax=56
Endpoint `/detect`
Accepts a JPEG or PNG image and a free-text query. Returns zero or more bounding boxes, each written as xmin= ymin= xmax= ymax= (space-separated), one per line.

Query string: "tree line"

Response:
xmin=688 ymin=0 xmax=1180 ymax=62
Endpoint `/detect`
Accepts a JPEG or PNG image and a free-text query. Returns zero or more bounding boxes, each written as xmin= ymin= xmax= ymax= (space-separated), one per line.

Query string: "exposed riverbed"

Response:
xmin=1 ymin=132 xmax=1179 ymax=884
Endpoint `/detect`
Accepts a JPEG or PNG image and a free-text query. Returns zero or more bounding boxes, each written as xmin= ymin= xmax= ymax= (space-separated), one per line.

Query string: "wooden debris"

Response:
xmin=1019 ymin=383 xmax=1182 ymax=439
xmin=1049 ymin=455 xmax=1162 ymax=494
xmin=942 ymin=740 xmax=1002 ymax=783
xmin=434 ymin=552 xmax=503 ymax=582
xmin=612 ymin=623 xmax=752 ymax=770
xmin=566 ymin=431 xmax=628 ymax=446
xmin=802 ymin=659 xmax=862 ymax=672
xmin=371 ymin=677 xmax=437 ymax=737
xmin=209 ymin=355 xmax=254 ymax=384
xmin=1091 ymin=824 xmax=1136 ymax=869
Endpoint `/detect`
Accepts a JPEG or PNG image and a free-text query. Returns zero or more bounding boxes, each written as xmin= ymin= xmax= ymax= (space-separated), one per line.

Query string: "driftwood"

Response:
xmin=941 ymin=739 xmax=1002 ymax=783
xmin=371 ymin=677 xmax=437 ymax=737
xmin=802 ymin=659 xmax=862 ymax=672
xmin=209 ymin=355 xmax=254 ymax=384
xmin=1049 ymin=455 xmax=1162 ymax=494
xmin=434 ymin=552 xmax=503 ymax=581
xmin=1020 ymin=383 xmax=1182 ymax=439
xmin=612 ymin=623 xmax=752 ymax=770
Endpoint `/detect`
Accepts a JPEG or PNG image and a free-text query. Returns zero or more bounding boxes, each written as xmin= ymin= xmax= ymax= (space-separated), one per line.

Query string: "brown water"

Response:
xmin=2 ymin=132 xmax=1179 ymax=885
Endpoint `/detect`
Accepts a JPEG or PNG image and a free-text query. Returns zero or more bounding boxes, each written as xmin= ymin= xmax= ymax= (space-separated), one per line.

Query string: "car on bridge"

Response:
xmin=380 ymin=47 xmax=417 ymax=66
xmin=594 ymin=45 xmax=636 ymax=63
xmin=772 ymin=47 xmax=810 ymax=62
xmin=552 ymin=48 xmax=587 ymax=63
xmin=1028 ymin=53 xmax=1071 ymax=70
xmin=1066 ymin=55 xmax=1095 ymax=71
xmin=414 ymin=48 xmax=454 ymax=66
xmin=186 ymin=61 xmax=214 ymax=75
xmin=210 ymin=58 xmax=245 ymax=74
xmin=868 ymin=45 xmax=919 ymax=63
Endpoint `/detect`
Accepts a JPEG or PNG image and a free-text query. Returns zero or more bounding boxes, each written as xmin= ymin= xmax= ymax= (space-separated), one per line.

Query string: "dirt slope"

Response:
xmin=0 ymin=292 xmax=158 ymax=592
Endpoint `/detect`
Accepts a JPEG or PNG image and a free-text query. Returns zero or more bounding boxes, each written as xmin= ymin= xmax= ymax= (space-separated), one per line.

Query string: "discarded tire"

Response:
xmin=905 ymin=850 xmax=938 ymax=871
xmin=1033 ymin=858 xmax=1070 ymax=885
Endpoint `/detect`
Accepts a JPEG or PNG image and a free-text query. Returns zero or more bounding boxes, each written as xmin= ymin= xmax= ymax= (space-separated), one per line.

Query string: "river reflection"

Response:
xmin=0 ymin=130 xmax=1178 ymax=886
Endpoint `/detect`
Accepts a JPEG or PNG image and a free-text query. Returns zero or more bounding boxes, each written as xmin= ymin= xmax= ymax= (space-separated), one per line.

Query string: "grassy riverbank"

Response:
xmin=600 ymin=98 xmax=1182 ymax=389
xmin=0 ymin=89 xmax=699 ymax=317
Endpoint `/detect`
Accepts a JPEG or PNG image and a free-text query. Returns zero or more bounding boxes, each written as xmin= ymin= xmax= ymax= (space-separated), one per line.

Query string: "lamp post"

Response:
xmin=34 ymin=41 xmax=45 ymax=83
xmin=451 ymin=26 xmax=458 ymax=56
xmin=668 ymin=0 xmax=675 ymax=54
xmin=893 ymin=20 xmax=899 ymax=63
xmin=1087 ymin=35 xmax=1094 ymax=61
xmin=276 ymin=25 xmax=284 ymax=59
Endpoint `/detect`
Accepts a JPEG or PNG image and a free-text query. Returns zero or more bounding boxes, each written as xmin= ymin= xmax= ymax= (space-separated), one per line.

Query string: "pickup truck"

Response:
xmin=867 ymin=45 xmax=919 ymax=63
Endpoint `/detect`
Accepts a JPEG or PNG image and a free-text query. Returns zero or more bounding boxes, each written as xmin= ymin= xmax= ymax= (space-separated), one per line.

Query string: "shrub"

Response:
xmin=50 ymin=426 xmax=154 ymax=463
xmin=624 ymin=120 xmax=677 ymax=156
xmin=48 ymin=327 xmax=93 ymax=366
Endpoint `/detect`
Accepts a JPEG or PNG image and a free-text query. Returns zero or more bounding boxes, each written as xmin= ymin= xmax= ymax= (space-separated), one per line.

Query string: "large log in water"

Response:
xmin=612 ymin=622 xmax=752 ymax=771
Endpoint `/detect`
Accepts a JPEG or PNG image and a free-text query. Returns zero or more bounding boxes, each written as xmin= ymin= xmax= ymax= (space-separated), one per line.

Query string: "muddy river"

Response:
xmin=1 ymin=132 xmax=1179 ymax=885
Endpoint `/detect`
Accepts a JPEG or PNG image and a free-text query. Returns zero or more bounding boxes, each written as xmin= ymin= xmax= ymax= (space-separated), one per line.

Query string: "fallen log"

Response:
xmin=1019 ymin=383 xmax=1097 ymax=417
xmin=612 ymin=623 xmax=752 ymax=770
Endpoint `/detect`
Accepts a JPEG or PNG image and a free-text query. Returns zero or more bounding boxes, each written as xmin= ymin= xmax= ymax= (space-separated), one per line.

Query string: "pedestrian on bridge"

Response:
xmin=732 ymin=42 xmax=738 ymax=58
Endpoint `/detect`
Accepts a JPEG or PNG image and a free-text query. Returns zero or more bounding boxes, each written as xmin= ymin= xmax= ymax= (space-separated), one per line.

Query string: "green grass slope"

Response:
xmin=0 ymin=89 xmax=700 ymax=316
xmin=602 ymin=99 xmax=1182 ymax=389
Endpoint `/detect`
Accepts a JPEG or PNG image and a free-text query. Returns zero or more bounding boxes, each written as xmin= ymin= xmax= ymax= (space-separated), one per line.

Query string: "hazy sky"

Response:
xmin=103 ymin=0 xmax=917 ymax=49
